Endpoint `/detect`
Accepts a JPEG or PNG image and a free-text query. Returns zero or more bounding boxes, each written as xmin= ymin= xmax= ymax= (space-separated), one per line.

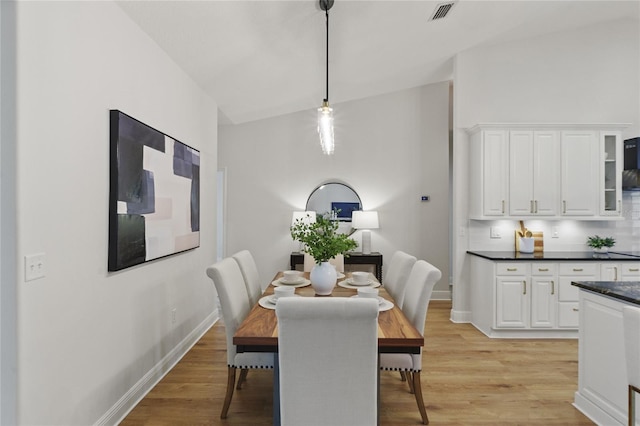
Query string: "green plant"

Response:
xmin=586 ymin=235 xmax=616 ymax=249
xmin=290 ymin=212 xmax=358 ymax=264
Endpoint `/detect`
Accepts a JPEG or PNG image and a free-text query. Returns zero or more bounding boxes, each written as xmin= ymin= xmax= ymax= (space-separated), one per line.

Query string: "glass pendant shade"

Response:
xmin=317 ymin=101 xmax=335 ymax=155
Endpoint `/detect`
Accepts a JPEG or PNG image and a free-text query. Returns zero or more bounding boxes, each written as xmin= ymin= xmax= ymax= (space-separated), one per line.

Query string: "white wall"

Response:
xmin=452 ymin=17 xmax=640 ymax=320
xmin=219 ymin=82 xmax=451 ymax=297
xmin=12 ymin=2 xmax=218 ymax=424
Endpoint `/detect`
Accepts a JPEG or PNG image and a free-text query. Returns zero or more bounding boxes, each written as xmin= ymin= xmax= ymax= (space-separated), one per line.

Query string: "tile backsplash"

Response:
xmin=468 ymin=191 xmax=640 ymax=252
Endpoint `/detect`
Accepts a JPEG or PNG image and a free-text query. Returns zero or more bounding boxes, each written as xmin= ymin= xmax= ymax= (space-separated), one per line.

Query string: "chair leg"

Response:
xmin=412 ymin=371 xmax=429 ymax=425
xmin=236 ymin=368 xmax=248 ymax=390
xmin=400 ymin=371 xmax=407 ymax=381
xmin=630 ymin=384 xmax=639 ymax=426
xmin=221 ymin=366 xmax=236 ymax=419
xmin=407 ymin=371 xmax=415 ymax=394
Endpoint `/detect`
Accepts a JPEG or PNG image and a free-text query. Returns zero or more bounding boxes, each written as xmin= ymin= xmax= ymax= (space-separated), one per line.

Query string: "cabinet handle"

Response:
xmin=573 ymin=268 xmax=583 ymax=272
xmin=523 ymin=280 xmax=526 ymax=295
xmin=538 ymin=268 xmax=549 ymax=272
xmin=573 ymin=308 xmax=579 ymax=312
xmin=614 ymin=266 xmax=618 ymax=281
xmin=502 ymin=200 xmax=505 ymax=214
xmin=629 ymin=268 xmax=640 ymax=272
xmin=534 ymin=200 xmax=538 ymax=214
xmin=563 ymin=200 xmax=567 ymax=214
xmin=507 ymin=268 xmax=518 ymax=272
xmin=530 ymin=200 xmax=534 ymax=213
xmin=551 ymin=280 xmax=555 ymax=295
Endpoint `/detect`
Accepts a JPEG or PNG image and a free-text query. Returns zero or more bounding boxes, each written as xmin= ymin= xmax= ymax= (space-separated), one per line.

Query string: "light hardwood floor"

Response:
xmin=121 ymin=300 xmax=593 ymax=425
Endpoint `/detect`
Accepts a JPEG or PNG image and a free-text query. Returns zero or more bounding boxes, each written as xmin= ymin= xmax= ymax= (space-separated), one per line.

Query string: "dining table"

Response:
xmin=233 ymin=271 xmax=424 ymax=425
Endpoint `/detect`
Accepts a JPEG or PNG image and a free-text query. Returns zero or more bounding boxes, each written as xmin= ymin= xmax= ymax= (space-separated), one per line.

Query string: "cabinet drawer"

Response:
xmin=559 ymin=263 xmax=597 ymax=276
xmin=621 ymin=263 xmax=640 ymax=277
xmin=531 ymin=263 xmax=557 ymax=276
xmin=558 ymin=302 xmax=579 ymax=328
xmin=496 ymin=263 xmax=529 ymax=275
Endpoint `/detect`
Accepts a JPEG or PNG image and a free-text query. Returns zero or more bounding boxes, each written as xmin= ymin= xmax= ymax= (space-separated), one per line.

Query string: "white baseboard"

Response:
xmin=95 ymin=309 xmax=220 ymax=426
xmin=431 ymin=289 xmax=452 ymax=300
xmin=450 ymin=309 xmax=471 ymax=323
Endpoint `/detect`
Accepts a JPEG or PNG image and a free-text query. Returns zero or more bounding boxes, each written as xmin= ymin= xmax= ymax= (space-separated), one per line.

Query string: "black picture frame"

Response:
xmin=108 ymin=110 xmax=200 ymax=271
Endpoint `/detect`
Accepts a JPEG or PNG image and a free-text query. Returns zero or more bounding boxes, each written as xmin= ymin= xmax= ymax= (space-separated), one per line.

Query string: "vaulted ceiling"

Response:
xmin=116 ymin=1 xmax=639 ymax=125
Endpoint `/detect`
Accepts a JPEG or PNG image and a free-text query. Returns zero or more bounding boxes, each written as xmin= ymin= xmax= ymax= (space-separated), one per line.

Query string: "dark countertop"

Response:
xmin=571 ymin=281 xmax=640 ymax=305
xmin=467 ymin=250 xmax=640 ymax=261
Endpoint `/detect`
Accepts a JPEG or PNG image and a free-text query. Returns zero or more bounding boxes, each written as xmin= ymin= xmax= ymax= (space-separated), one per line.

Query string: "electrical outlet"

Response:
xmin=171 ymin=308 xmax=177 ymax=325
xmin=25 ymin=253 xmax=46 ymax=281
xmin=458 ymin=226 xmax=466 ymax=237
xmin=490 ymin=227 xmax=502 ymax=239
xmin=552 ymin=227 xmax=559 ymax=238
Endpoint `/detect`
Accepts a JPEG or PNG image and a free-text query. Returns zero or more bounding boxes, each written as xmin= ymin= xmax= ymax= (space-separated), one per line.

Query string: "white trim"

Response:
xmin=450 ymin=309 xmax=471 ymax=323
xmin=466 ymin=123 xmax=631 ymax=134
xmin=430 ymin=290 xmax=451 ymax=301
xmin=97 ymin=309 xmax=220 ymax=426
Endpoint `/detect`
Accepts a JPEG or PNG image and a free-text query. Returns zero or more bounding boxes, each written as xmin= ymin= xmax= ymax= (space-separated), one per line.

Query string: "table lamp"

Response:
xmin=352 ymin=211 xmax=379 ymax=254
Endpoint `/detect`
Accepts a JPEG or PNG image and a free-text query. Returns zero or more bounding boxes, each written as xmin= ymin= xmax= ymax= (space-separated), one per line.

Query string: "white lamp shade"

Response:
xmin=292 ymin=211 xmax=316 ymax=226
xmin=352 ymin=211 xmax=379 ymax=229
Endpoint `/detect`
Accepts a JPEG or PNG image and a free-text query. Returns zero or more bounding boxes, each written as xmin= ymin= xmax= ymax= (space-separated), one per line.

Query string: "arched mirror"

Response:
xmin=306 ymin=182 xmax=362 ymax=222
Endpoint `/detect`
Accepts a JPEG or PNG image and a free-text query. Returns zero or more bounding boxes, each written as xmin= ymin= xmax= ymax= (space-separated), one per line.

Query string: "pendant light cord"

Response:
xmin=325 ymin=7 xmax=329 ymax=103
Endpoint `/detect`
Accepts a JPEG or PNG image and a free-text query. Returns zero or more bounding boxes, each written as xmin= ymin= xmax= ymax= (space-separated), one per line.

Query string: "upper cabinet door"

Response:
xmin=482 ymin=130 xmax=509 ymax=216
xmin=509 ymin=130 xmax=559 ymax=216
xmin=561 ymin=131 xmax=598 ymax=216
xmin=600 ymin=131 xmax=622 ymax=216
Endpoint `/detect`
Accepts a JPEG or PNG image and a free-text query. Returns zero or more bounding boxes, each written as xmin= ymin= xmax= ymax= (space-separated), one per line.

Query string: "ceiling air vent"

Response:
xmin=429 ymin=2 xmax=456 ymax=21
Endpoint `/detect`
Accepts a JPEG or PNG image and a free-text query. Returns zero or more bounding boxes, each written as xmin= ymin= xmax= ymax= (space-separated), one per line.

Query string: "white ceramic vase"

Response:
xmin=309 ymin=261 xmax=337 ymax=296
xmin=593 ymin=247 xmax=609 ymax=254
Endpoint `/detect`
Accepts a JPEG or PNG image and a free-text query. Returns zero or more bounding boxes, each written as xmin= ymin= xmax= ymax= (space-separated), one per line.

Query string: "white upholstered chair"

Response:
xmin=623 ymin=305 xmax=640 ymax=426
xmin=276 ymin=297 xmax=379 ymax=426
xmin=303 ymin=252 xmax=344 ymax=273
xmin=231 ymin=250 xmax=263 ymax=306
xmin=380 ymin=260 xmax=441 ymax=425
xmin=206 ymin=258 xmax=274 ymax=419
xmin=383 ymin=250 xmax=417 ymax=309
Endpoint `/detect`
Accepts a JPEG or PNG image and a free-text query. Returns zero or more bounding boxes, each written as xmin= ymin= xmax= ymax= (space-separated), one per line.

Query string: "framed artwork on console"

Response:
xmin=108 ymin=110 xmax=200 ymax=271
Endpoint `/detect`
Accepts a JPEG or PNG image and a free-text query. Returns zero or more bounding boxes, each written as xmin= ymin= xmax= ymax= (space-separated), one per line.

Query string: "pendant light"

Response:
xmin=318 ymin=0 xmax=335 ymax=155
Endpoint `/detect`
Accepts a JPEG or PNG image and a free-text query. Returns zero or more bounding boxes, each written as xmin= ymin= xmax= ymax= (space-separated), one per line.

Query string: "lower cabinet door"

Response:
xmin=496 ymin=277 xmax=528 ymax=328
xmin=530 ymin=277 xmax=557 ymax=328
xmin=558 ymin=302 xmax=580 ymax=328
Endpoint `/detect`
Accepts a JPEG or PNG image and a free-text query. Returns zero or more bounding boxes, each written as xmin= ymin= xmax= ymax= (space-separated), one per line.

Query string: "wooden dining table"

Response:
xmin=233 ymin=271 xmax=424 ymax=424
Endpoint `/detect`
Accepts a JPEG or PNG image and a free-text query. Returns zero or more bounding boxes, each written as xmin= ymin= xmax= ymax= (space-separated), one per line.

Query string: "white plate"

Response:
xmin=344 ymin=277 xmax=373 ymax=287
xmin=337 ymin=272 xmax=345 ymax=279
xmin=350 ymin=295 xmax=384 ymax=305
xmin=349 ymin=295 xmax=393 ymax=312
xmin=258 ymin=294 xmax=301 ymax=310
xmin=337 ymin=280 xmax=381 ymax=290
xmin=278 ymin=276 xmax=305 ymax=285
xmin=271 ymin=278 xmax=311 ymax=288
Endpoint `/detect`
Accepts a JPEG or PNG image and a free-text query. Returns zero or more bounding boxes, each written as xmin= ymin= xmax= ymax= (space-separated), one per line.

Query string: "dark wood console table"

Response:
xmin=290 ymin=251 xmax=383 ymax=282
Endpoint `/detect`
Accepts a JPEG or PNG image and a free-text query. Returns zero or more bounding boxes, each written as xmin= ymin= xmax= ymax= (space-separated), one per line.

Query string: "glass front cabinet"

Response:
xmin=600 ymin=131 xmax=622 ymax=216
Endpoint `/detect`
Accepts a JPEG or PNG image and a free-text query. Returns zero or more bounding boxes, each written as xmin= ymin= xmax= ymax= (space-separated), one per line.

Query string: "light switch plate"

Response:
xmin=490 ymin=227 xmax=502 ymax=239
xmin=25 ymin=253 xmax=46 ymax=281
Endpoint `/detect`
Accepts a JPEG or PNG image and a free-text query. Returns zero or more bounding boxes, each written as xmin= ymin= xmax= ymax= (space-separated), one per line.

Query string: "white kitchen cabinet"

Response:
xmin=495 ymin=263 xmax=529 ymax=328
xmin=600 ymin=262 xmax=640 ymax=281
xmin=557 ymin=263 xmax=597 ymax=328
xmin=600 ymin=131 xmax=623 ymax=216
xmin=561 ymin=130 xmax=598 ymax=216
xmin=469 ymin=129 xmax=508 ymax=218
xmin=467 ymin=124 xmax=627 ymax=220
xmin=509 ymin=131 xmax=559 ymax=216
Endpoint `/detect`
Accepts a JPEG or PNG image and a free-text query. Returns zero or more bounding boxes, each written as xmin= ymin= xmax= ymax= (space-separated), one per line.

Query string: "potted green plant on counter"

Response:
xmin=586 ymin=235 xmax=616 ymax=254
xmin=291 ymin=211 xmax=357 ymax=295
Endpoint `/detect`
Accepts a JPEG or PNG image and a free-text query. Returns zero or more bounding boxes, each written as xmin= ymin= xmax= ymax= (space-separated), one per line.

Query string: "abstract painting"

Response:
xmin=108 ymin=110 xmax=200 ymax=271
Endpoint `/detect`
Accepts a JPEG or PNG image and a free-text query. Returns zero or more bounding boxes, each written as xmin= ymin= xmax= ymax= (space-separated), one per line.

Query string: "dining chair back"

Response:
xmin=276 ymin=297 xmax=379 ymax=426
xmin=623 ymin=305 xmax=640 ymax=426
xmin=383 ymin=250 xmax=417 ymax=309
xmin=231 ymin=250 xmax=263 ymax=306
xmin=303 ymin=252 xmax=344 ymax=273
xmin=380 ymin=259 xmax=441 ymax=425
xmin=206 ymin=258 xmax=273 ymax=419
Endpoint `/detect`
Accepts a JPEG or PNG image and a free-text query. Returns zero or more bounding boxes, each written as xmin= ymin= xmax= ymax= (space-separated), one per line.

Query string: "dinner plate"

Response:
xmin=344 ymin=277 xmax=373 ymax=287
xmin=278 ymin=276 xmax=305 ymax=285
xmin=258 ymin=294 xmax=301 ymax=310
xmin=271 ymin=278 xmax=311 ymax=288
xmin=337 ymin=280 xmax=381 ymax=290
xmin=349 ymin=295 xmax=393 ymax=312
xmin=350 ymin=295 xmax=384 ymax=305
